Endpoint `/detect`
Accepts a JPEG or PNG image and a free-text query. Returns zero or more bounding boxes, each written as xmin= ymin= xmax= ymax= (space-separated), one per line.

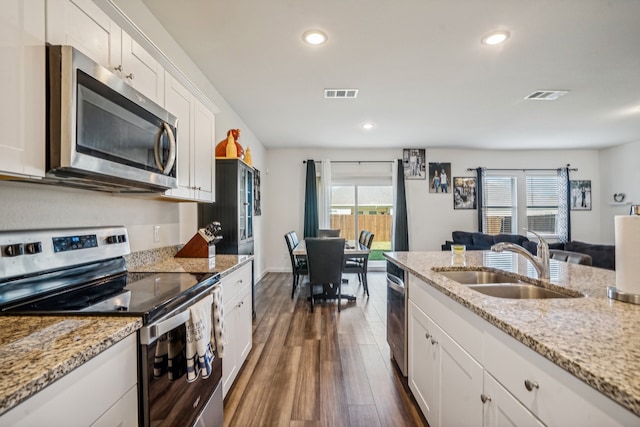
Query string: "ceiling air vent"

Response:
xmin=324 ymin=88 xmax=359 ymax=99
xmin=524 ymin=90 xmax=569 ymax=101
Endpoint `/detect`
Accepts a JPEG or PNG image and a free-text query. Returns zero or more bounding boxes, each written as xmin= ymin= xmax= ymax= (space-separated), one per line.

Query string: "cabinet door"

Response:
xmin=238 ymin=166 xmax=248 ymax=242
xmin=0 ymin=0 xmax=45 ymax=178
xmin=222 ymin=302 xmax=238 ymax=398
xmin=164 ymin=74 xmax=194 ymax=200
xmin=438 ymin=326 xmax=483 ymax=427
xmin=237 ymin=286 xmax=253 ymax=364
xmin=482 ymin=372 xmax=544 ymax=427
xmin=192 ymin=99 xmax=215 ymax=202
xmin=121 ymin=31 xmax=165 ymax=105
xmin=46 ymin=0 xmax=122 ymax=73
xmin=408 ymin=300 xmax=438 ymax=425
xmin=246 ymin=168 xmax=254 ymax=239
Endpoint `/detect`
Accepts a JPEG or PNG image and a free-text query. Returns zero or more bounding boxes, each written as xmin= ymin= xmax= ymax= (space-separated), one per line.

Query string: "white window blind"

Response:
xmin=482 ymin=171 xmax=564 ymax=240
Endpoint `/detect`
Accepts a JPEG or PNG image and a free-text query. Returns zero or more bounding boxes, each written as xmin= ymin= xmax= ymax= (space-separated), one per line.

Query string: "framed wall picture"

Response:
xmin=453 ymin=177 xmax=477 ymax=209
xmin=428 ymin=162 xmax=451 ymax=193
xmin=570 ymin=180 xmax=591 ymax=210
xmin=402 ymin=149 xmax=426 ymax=179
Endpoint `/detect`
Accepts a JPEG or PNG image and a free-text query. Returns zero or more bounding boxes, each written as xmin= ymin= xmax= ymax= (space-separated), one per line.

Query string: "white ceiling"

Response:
xmin=142 ymin=0 xmax=640 ymax=150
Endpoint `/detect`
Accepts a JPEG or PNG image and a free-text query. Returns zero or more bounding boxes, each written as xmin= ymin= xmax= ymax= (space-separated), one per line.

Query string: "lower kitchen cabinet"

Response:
xmin=220 ymin=261 xmax=253 ymax=398
xmin=409 ymin=300 xmax=483 ymax=427
xmin=0 ymin=334 xmax=138 ymax=427
xmin=408 ymin=273 xmax=639 ymax=427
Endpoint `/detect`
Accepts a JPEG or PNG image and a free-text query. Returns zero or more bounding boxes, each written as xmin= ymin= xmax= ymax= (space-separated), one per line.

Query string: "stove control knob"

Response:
xmin=119 ymin=234 xmax=127 ymax=243
xmin=25 ymin=242 xmax=43 ymax=254
xmin=4 ymin=243 xmax=24 ymax=257
xmin=107 ymin=235 xmax=118 ymax=244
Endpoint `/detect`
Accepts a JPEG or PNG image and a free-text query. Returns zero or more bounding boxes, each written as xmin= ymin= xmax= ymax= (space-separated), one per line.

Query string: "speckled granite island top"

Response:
xmin=385 ymin=250 xmax=640 ymax=417
xmin=0 ymin=316 xmax=141 ymax=416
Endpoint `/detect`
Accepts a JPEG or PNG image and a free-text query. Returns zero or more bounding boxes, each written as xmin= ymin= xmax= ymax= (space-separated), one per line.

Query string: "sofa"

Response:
xmin=442 ymin=231 xmax=615 ymax=270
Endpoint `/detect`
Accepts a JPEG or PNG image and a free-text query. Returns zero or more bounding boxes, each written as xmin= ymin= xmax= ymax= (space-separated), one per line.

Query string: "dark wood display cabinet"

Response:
xmin=198 ymin=158 xmax=254 ymax=255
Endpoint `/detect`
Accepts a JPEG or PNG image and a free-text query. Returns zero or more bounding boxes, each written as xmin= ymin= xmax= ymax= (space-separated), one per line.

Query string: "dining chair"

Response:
xmin=317 ymin=229 xmax=340 ymax=238
xmin=284 ymin=231 xmax=308 ymax=298
xmin=305 ymin=237 xmax=347 ymax=312
xmin=343 ymin=231 xmax=375 ymax=297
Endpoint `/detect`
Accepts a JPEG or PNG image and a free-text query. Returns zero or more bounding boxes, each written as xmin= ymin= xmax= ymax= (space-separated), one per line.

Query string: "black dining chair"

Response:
xmin=317 ymin=229 xmax=340 ymax=238
xmin=285 ymin=231 xmax=308 ymax=298
xmin=305 ymin=237 xmax=347 ymax=312
xmin=343 ymin=231 xmax=375 ymax=297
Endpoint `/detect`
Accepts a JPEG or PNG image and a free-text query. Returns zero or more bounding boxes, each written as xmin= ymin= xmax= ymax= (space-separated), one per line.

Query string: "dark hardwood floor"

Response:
xmin=223 ymin=271 xmax=428 ymax=427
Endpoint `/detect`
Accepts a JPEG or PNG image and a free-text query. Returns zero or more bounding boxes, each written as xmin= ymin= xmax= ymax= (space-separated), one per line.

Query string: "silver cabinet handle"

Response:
xmin=425 ymin=333 xmax=431 ymax=339
xmin=480 ymin=394 xmax=492 ymax=403
xmin=524 ymin=379 xmax=539 ymax=391
xmin=125 ymin=72 xmax=134 ymax=80
xmin=430 ymin=338 xmax=438 ymax=345
xmin=113 ymin=64 xmax=123 ymax=72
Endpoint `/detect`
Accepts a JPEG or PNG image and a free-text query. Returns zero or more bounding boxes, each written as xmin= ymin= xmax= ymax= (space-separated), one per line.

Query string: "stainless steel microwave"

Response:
xmin=46 ymin=45 xmax=178 ymax=192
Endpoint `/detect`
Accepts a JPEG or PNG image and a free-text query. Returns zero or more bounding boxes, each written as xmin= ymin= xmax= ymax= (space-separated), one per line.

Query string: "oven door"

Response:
xmin=139 ymin=296 xmax=222 ymax=427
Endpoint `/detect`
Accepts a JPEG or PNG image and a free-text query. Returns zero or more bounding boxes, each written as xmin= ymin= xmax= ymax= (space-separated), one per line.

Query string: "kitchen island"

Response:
xmin=385 ymin=250 xmax=640 ymax=426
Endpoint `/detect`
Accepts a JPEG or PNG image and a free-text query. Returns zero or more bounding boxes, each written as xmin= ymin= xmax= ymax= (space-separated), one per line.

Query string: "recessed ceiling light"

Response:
xmin=303 ymin=30 xmax=328 ymax=45
xmin=481 ymin=30 xmax=510 ymax=45
xmin=362 ymin=123 xmax=374 ymax=130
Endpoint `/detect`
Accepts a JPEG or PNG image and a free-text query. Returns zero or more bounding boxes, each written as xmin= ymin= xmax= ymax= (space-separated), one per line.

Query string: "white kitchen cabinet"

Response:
xmin=220 ymin=261 xmax=253 ymax=398
xmin=409 ymin=299 xmax=483 ymax=427
xmin=0 ymin=0 xmax=45 ymax=178
xmin=482 ymin=372 xmax=544 ymax=427
xmin=0 ymin=334 xmax=138 ymax=427
xmin=46 ymin=0 xmax=164 ymax=105
xmin=407 ymin=272 xmax=640 ymax=427
xmin=163 ymin=73 xmax=216 ymax=202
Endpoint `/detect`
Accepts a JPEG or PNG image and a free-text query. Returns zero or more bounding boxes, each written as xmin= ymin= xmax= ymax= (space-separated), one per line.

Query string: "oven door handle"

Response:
xmin=139 ymin=309 xmax=190 ymax=345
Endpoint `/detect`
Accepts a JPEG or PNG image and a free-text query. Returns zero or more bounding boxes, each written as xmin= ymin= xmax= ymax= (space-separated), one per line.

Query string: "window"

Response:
xmin=482 ymin=171 xmax=567 ymax=241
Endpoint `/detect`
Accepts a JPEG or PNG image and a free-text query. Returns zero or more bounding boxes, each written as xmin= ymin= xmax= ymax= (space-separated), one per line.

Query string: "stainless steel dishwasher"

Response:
xmin=386 ymin=260 xmax=407 ymax=377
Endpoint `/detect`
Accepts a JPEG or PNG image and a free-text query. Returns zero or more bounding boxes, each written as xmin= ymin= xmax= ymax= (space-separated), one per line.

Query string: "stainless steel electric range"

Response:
xmin=0 ymin=226 xmax=223 ymax=427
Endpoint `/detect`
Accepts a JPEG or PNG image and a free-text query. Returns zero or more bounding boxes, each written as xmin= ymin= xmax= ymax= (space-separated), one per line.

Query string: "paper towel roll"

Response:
xmin=615 ymin=215 xmax=640 ymax=294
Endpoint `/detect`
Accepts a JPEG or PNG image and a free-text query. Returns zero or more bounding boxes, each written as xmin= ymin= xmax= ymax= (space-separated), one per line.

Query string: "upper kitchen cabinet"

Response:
xmin=0 ymin=0 xmax=45 ymax=179
xmin=46 ymin=0 xmax=165 ymax=105
xmin=164 ymin=74 xmax=216 ymax=202
xmin=198 ymin=159 xmax=254 ymax=255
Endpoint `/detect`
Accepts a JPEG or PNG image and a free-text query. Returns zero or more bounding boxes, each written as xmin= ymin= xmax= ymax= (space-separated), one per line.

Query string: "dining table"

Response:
xmin=292 ymin=239 xmax=371 ymax=302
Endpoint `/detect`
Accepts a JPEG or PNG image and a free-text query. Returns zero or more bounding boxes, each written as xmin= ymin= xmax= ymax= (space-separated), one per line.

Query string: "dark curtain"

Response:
xmin=475 ymin=167 xmax=485 ymax=232
xmin=303 ymin=160 xmax=319 ymax=238
xmin=394 ymin=159 xmax=409 ymax=251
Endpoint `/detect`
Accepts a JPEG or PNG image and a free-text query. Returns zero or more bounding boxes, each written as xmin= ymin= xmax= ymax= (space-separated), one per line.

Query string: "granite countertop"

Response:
xmin=384 ymin=250 xmax=640 ymax=417
xmin=127 ymin=253 xmax=253 ymax=276
xmin=0 ymin=316 xmax=141 ymax=416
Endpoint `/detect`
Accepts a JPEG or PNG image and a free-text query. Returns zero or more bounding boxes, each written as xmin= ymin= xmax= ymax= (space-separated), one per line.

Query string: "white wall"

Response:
xmin=265 ymin=147 xmax=601 ymax=272
xmin=598 ymin=140 xmax=640 ymax=243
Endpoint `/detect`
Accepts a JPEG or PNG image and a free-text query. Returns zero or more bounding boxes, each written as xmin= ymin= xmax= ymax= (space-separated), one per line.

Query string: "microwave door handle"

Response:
xmin=154 ymin=122 xmax=177 ymax=175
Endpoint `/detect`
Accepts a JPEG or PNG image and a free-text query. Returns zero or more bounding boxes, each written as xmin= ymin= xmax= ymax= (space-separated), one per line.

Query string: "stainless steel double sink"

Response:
xmin=435 ymin=270 xmax=582 ymax=299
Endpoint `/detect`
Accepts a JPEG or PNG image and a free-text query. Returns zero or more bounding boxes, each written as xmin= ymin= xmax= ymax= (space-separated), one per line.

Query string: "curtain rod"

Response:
xmin=467 ymin=164 xmax=578 ymax=172
xmin=303 ymin=160 xmax=393 ymax=164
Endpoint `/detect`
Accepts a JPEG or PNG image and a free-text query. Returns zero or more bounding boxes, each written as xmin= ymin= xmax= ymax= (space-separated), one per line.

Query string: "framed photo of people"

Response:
xmin=570 ymin=180 xmax=591 ymax=211
xmin=428 ymin=162 xmax=451 ymax=193
xmin=402 ymin=149 xmax=426 ymax=179
xmin=453 ymin=177 xmax=477 ymax=209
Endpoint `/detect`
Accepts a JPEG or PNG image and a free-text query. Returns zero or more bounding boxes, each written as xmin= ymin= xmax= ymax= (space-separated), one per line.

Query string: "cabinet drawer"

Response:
xmin=408 ymin=273 xmax=483 ymax=361
xmin=484 ymin=327 xmax=637 ymax=427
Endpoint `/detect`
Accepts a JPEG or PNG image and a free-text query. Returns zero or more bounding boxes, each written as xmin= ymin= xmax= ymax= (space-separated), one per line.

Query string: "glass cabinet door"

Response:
xmin=246 ymin=169 xmax=253 ymax=239
xmin=239 ymin=167 xmax=246 ymax=241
